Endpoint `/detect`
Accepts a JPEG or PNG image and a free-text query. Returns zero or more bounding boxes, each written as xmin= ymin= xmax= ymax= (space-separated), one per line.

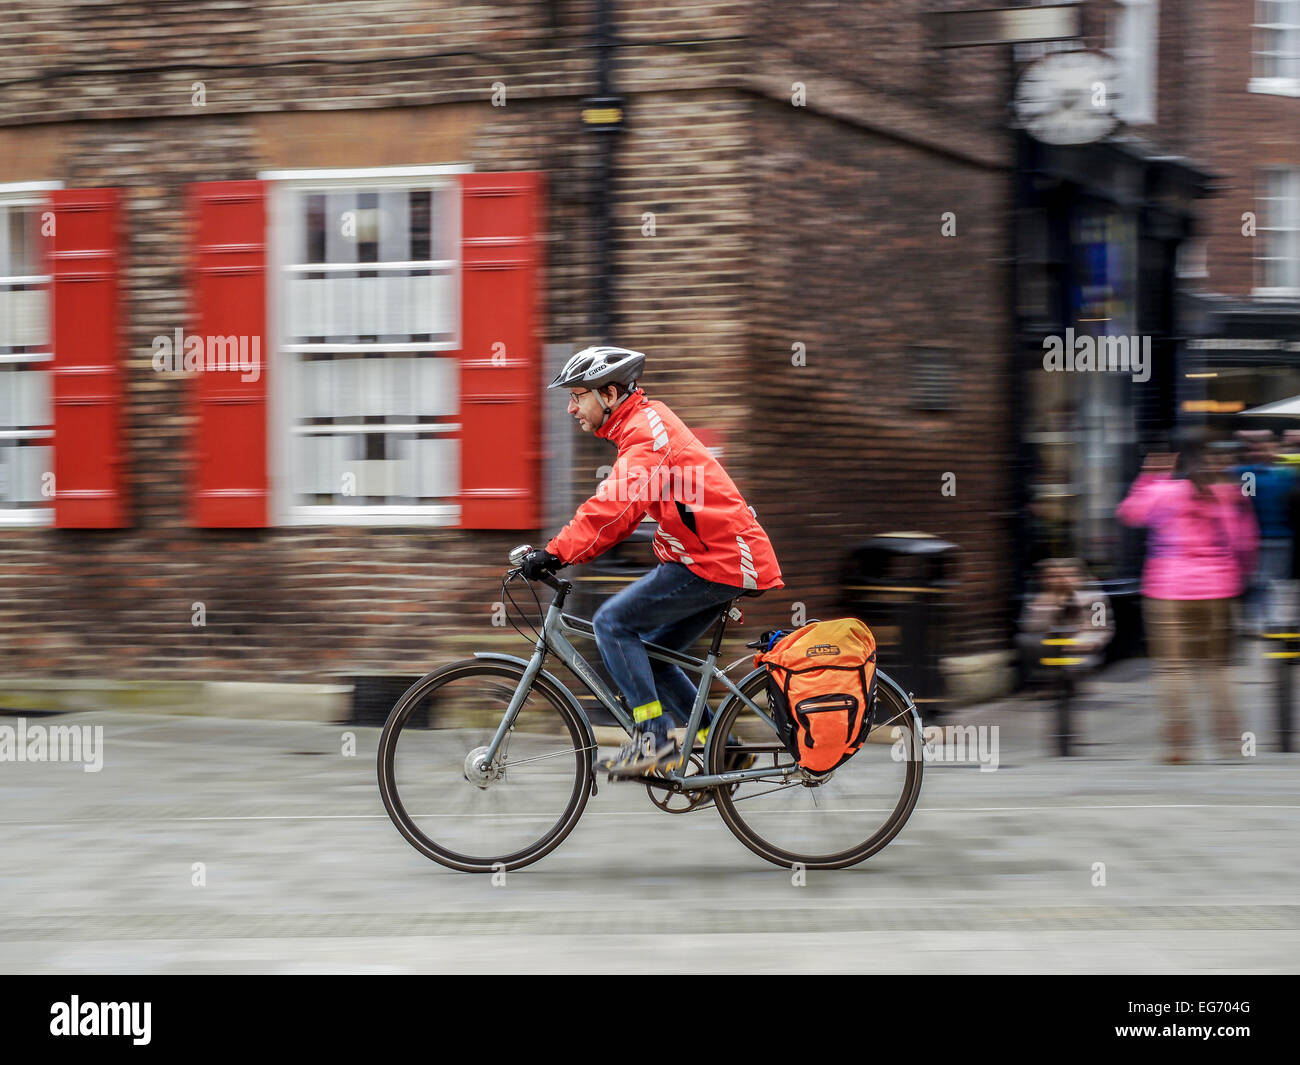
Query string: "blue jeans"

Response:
xmin=592 ymin=563 xmax=745 ymax=738
xmin=1245 ymin=538 xmax=1292 ymax=632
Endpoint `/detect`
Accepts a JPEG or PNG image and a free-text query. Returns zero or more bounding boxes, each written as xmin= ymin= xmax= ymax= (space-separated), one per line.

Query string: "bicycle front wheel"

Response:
xmin=707 ymin=668 xmax=923 ymax=870
xmin=377 ymin=660 xmax=594 ymax=873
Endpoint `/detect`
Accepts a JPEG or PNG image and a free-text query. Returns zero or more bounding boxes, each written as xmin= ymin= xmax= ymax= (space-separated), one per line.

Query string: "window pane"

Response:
xmin=14 ymin=368 xmax=49 ymax=426
xmin=7 ymin=206 xmax=40 ymax=277
xmin=402 ymin=437 xmax=457 ymax=498
xmin=378 ymin=189 xmax=410 ymax=265
xmin=415 ymin=357 xmax=458 ymax=416
xmin=280 ymin=179 xmax=461 ymax=516
xmin=2 ymin=444 xmax=51 ymax=502
xmin=409 ymin=189 xmax=431 ymax=261
xmin=325 ymin=192 xmax=356 ymax=266
xmin=1 ymin=287 xmax=47 ymax=349
xmin=327 ymin=275 xmax=355 ymax=339
xmin=351 ymin=456 xmax=407 ymax=497
xmin=299 ymin=357 xmax=334 ymax=420
xmin=296 ymin=433 xmax=360 ymax=496
xmin=358 ymin=357 xmax=389 ymax=417
xmin=386 ymin=356 xmax=415 ymax=418
xmin=305 ymin=194 xmax=326 ymax=264
xmin=331 ymin=358 xmax=362 ymax=419
xmin=14 ymin=287 xmax=46 ymax=348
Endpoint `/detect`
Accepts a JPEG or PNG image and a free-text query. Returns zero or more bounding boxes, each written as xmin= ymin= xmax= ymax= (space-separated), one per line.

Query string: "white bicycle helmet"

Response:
xmin=548 ymin=346 xmax=646 ymax=393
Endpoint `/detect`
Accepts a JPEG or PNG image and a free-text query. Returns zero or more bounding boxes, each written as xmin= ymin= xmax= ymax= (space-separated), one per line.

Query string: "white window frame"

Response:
xmin=263 ymin=163 xmax=471 ymax=527
xmin=1013 ymin=1 xmax=1084 ymax=64
xmin=0 ymin=180 xmax=62 ymax=527
xmin=1107 ymin=0 xmax=1159 ymax=125
xmin=1251 ymin=0 xmax=1300 ymax=96
xmin=1254 ymin=167 xmax=1300 ymax=298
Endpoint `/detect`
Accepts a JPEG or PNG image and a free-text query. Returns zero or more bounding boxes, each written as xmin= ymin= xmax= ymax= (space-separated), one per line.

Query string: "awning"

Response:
xmin=1243 ymin=395 xmax=1300 ymax=417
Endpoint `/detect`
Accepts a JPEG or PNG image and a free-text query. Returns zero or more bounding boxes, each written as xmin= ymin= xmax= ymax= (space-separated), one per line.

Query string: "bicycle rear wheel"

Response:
xmin=707 ymin=668 xmax=923 ymax=870
xmin=377 ymin=660 xmax=594 ymax=873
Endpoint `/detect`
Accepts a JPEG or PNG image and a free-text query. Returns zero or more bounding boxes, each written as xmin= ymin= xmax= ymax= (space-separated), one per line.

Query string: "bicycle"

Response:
xmin=377 ymin=545 xmax=925 ymax=872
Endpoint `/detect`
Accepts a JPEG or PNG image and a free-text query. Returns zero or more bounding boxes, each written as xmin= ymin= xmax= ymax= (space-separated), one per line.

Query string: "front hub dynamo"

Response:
xmin=464 ymin=746 xmax=504 ymax=789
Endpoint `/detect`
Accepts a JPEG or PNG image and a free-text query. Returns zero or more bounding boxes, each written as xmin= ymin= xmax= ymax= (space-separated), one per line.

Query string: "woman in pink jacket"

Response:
xmin=1117 ymin=443 xmax=1258 ymax=763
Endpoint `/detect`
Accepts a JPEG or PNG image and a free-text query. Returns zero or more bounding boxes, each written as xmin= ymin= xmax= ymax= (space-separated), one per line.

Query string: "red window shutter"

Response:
xmin=49 ymin=188 xmax=127 ymax=528
xmin=458 ymin=172 xmax=543 ymax=529
xmin=189 ymin=180 xmax=268 ymax=527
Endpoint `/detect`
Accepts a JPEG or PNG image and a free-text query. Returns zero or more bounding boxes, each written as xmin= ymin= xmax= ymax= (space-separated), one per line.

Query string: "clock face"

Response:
xmin=1014 ymin=51 xmax=1120 ymax=145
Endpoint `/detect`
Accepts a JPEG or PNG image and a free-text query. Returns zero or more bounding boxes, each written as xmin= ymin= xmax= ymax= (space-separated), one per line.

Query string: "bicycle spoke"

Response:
xmin=379 ymin=663 xmax=590 ymax=870
xmin=729 ymin=780 xmax=804 ymax=802
xmin=709 ymin=671 xmax=922 ymax=868
xmin=502 ymin=743 xmax=596 ymax=769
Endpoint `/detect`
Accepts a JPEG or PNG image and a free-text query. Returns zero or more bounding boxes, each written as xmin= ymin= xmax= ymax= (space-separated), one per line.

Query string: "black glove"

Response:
xmin=521 ymin=549 xmax=562 ymax=580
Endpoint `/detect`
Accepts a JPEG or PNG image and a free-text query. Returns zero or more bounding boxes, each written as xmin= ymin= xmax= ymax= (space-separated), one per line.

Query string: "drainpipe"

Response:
xmin=582 ymin=0 xmax=624 ymax=343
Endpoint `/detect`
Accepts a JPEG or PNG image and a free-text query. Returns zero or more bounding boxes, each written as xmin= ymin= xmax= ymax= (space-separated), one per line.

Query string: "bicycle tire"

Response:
xmin=707 ymin=667 xmax=924 ymax=870
xmin=377 ymin=659 xmax=594 ymax=873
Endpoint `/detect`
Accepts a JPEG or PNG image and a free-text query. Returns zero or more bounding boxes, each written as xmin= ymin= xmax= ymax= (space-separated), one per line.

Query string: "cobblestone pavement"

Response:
xmin=1 ymin=653 xmax=1296 ymax=973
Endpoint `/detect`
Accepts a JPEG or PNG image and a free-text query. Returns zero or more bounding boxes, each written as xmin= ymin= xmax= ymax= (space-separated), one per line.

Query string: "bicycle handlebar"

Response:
xmin=505 ymin=564 xmax=565 ymax=594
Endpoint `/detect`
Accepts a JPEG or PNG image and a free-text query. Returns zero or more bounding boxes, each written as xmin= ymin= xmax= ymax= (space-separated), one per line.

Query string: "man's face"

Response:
xmin=566 ymin=386 xmax=613 ymax=432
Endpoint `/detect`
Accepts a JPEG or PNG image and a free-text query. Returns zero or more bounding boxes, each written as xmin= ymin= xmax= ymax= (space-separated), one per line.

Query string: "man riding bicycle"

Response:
xmin=519 ymin=346 xmax=784 ymax=777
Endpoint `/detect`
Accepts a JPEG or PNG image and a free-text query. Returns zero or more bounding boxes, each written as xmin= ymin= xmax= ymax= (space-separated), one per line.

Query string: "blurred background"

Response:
xmin=0 ymin=0 xmax=1297 ymax=974
xmin=0 ymin=0 xmax=1296 ymax=715
xmin=0 ymin=0 xmax=1296 ymax=708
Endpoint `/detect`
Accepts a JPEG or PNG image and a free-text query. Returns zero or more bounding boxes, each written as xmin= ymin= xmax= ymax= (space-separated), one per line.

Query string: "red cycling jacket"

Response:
xmin=546 ymin=390 xmax=783 ymax=591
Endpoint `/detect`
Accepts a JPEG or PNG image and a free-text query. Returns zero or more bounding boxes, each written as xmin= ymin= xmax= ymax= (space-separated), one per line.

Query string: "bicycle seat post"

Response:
xmin=707 ymin=602 xmax=734 ymax=658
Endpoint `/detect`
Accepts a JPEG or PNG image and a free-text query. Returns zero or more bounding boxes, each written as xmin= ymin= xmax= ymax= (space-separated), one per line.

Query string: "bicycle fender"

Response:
xmin=471 ymin=652 xmax=598 ymax=752
xmin=874 ymin=668 xmax=924 ymax=731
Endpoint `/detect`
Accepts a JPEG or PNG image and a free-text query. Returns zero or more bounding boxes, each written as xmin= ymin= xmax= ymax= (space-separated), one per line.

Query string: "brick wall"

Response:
xmin=0 ymin=103 xmax=601 ymax=682
xmin=1191 ymin=0 xmax=1300 ymax=299
xmin=0 ymin=0 xmax=1026 ymax=686
xmin=742 ymin=96 xmax=1014 ymax=652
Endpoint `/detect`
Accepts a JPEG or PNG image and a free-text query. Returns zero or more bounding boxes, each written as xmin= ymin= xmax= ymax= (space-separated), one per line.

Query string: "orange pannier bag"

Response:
xmin=753 ymin=619 xmax=878 ymax=773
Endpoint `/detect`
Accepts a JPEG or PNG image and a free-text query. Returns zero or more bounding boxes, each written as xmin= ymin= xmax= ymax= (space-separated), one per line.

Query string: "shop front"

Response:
xmin=1012 ymin=132 xmax=1211 ymax=659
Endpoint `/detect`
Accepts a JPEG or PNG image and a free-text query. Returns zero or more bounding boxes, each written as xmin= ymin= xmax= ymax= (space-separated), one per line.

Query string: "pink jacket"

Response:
xmin=1116 ymin=473 xmax=1258 ymax=600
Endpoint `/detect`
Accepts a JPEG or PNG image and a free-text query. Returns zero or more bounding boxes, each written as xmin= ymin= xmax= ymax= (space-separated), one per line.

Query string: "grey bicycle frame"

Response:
xmin=477 ymin=576 xmax=921 ymax=791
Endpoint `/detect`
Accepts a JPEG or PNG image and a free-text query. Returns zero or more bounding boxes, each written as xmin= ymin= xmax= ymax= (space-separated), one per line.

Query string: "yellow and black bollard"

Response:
xmin=1261 ymin=630 xmax=1297 ymax=754
xmin=1041 ymin=635 xmax=1086 ymax=757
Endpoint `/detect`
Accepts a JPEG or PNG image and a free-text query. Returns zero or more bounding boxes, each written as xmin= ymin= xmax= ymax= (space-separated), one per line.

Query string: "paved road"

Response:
xmin=1 ymin=656 xmax=1297 ymax=973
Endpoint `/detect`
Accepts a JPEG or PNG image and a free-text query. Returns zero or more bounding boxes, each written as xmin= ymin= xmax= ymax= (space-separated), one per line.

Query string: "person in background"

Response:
xmin=1117 ymin=442 xmax=1258 ymax=764
xmin=1016 ymin=557 xmax=1114 ymax=708
xmin=1018 ymin=558 xmax=1115 ymax=680
xmin=1278 ymin=429 xmax=1300 ymax=466
xmin=1230 ymin=431 xmax=1295 ymax=635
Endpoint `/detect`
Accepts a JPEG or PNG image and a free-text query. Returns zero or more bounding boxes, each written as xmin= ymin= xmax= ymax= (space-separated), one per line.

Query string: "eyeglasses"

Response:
xmin=567 ymin=390 xmax=591 ymax=403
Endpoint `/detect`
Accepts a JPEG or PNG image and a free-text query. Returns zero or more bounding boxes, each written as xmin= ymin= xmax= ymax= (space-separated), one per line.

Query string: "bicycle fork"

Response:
xmin=480 ymin=641 xmax=548 ymax=768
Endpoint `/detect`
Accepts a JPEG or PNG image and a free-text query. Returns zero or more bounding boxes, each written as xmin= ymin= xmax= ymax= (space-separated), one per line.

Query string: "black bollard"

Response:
xmin=1056 ymin=668 xmax=1072 ymax=757
xmin=1042 ymin=634 xmax=1082 ymax=757
xmin=1264 ymin=631 xmax=1296 ymax=754
xmin=1281 ymin=649 xmax=1294 ymax=753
